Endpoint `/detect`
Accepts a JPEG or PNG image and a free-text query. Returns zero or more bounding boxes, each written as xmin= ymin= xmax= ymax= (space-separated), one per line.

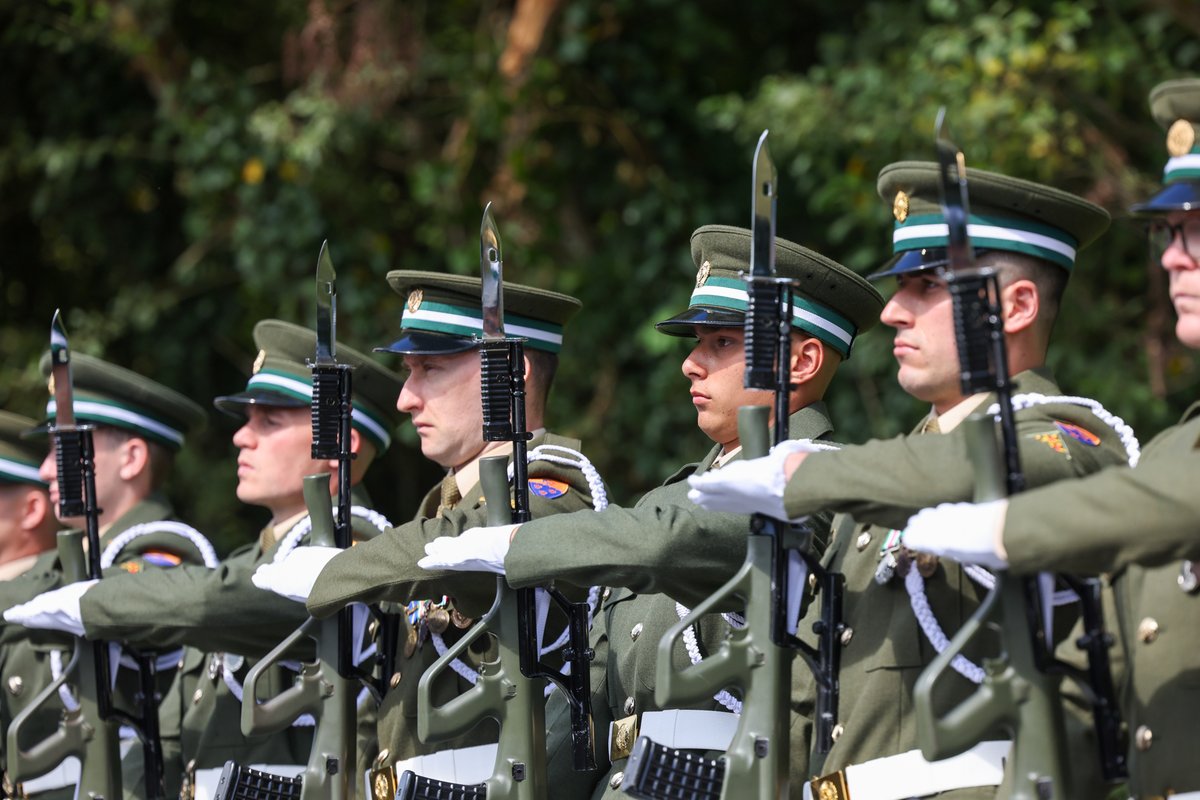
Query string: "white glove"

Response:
xmin=686 ymin=439 xmax=832 ymax=520
xmin=252 ymin=546 xmax=341 ymax=603
xmin=4 ymin=580 xmax=98 ymax=636
xmin=418 ymin=525 xmax=518 ymax=574
xmin=902 ymin=499 xmax=1010 ymax=569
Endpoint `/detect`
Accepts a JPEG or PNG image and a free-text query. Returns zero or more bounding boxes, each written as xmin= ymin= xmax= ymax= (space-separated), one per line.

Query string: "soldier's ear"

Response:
xmin=116 ymin=437 xmax=152 ymax=483
xmin=788 ymin=336 xmax=825 ymax=385
xmin=1000 ymin=278 xmax=1039 ymax=335
xmin=21 ymin=487 xmax=52 ymax=532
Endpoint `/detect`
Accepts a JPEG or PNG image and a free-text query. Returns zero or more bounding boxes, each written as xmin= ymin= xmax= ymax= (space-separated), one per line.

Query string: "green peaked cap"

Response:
xmin=1131 ymin=78 xmax=1200 ymax=214
xmin=875 ymin=161 xmax=1110 ymax=278
xmin=378 ymin=271 xmax=582 ymax=356
xmin=655 ymin=225 xmax=884 ymax=359
xmin=33 ymin=352 xmax=205 ymax=451
xmin=214 ymin=320 xmax=404 ymax=454
xmin=0 ymin=411 xmax=47 ymax=487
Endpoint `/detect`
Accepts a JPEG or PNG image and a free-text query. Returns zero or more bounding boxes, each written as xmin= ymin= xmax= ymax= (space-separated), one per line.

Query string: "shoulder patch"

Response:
xmin=1055 ymin=421 xmax=1100 ymax=447
xmin=142 ymin=550 xmax=183 ymax=568
xmin=528 ymin=478 xmax=570 ymax=499
xmin=120 ymin=561 xmax=142 ymax=574
xmin=1029 ymin=431 xmax=1068 ymax=456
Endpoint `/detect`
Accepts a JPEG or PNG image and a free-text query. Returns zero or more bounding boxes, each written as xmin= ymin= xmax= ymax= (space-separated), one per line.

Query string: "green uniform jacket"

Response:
xmin=506 ymin=402 xmax=835 ymax=608
xmin=1003 ymin=401 xmax=1200 ymax=798
xmin=307 ymin=433 xmax=599 ymax=767
xmin=0 ymin=495 xmax=209 ymax=800
xmin=785 ymin=370 xmax=1130 ymax=795
xmin=521 ymin=405 xmax=835 ymax=799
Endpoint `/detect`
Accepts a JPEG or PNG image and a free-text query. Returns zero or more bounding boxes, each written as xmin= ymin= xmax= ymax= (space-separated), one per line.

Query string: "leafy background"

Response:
xmin=2 ymin=0 xmax=1198 ymax=553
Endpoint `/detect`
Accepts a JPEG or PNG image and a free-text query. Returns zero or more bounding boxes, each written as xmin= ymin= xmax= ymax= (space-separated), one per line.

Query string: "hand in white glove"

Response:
xmin=4 ymin=580 xmax=98 ymax=636
xmin=418 ymin=525 xmax=518 ymax=574
xmin=686 ymin=439 xmax=834 ymax=520
xmin=252 ymin=546 xmax=341 ymax=603
xmin=902 ymin=499 xmax=1010 ymax=569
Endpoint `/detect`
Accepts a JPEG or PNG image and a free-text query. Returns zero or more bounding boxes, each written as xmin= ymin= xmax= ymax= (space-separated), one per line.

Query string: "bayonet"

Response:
xmin=481 ymin=203 xmax=504 ymax=340
xmin=315 ymin=240 xmax=337 ymax=365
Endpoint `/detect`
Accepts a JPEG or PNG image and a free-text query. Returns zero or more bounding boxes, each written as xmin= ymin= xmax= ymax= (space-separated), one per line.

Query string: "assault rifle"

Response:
xmin=218 ymin=242 xmax=367 ymax=800
xmin=393 ymin=202 xmax=596 ymax=800
xmin=622 ymin=130 xmax=843 ymax=800
xmin=7 ymin=311 xmax=170 ymax=799
xmin=910 ymin=110 xmax=1072 ymax=799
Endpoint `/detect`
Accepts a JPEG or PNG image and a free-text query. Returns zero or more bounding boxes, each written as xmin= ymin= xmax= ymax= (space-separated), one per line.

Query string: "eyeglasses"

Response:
xmin=1148 ymin=218 xmax=1200 ymax=261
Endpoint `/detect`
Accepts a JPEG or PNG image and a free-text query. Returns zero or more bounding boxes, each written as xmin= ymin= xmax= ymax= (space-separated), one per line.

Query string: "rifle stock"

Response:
xmin=406 ymin=455 xmax=548 ymax=799
xmin=6 ymin=530 xmax=122 ymax=798
xmin=239 ymin=473 xmax=356 ymax=800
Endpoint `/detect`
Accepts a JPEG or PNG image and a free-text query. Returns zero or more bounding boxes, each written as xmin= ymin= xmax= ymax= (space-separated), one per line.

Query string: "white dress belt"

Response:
xmin=803 ymin=741 xmax=1011 ymax=800
xmin=636 ymin=709 xmax=739 ymax=752
xmin=389 ymin=742 xmax=498 ymax=785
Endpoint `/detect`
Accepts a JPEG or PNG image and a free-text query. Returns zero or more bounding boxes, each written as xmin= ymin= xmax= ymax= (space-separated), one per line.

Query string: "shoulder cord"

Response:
xmin=906 ymin=394 xmax=1141 ymax=684
xmin=432 ymin=444 xmax=609 ymax=697
xmin=221 ymin=508 xmax=393 ymax=727
xmin=51 ymin=521 xmax=221 ymax=714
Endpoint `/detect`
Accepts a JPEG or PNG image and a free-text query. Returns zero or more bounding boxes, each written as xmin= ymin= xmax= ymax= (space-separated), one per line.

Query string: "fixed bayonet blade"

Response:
xmin=50 ymin=310 xmax=76 ymax=430
xmin=315 ymin=240 xmax=337 ymax=364
xmin=750 ymin=129 xmax=778 ymax=278
xmin=480 ymin=202 xmax=505 ymax=340
xmin=935 ymin=107 xmax=975 ymax=272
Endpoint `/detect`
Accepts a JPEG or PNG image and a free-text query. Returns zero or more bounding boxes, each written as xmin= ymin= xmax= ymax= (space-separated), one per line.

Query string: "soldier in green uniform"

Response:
xmin=5 ymin=320 xmax=404 ymax=797
xmin=903 ymin=78 xmax=1200 ymax=800
xmin=0 ymin=353 xmax=210 ymax=800
xmin=418 ymin=225 xmax=885 ymax=798
xmin=253 ymin=271 xmax=602 ymax=791
xmin=0 ymin=412 xmax=60 ymax=794
xmin=688 ymin=167 xmax=1135 ymax=798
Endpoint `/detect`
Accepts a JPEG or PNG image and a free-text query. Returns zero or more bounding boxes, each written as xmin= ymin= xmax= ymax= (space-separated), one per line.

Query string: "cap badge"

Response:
xmin=407 ymin=289 xmax=424 ymax=314
xmin=695 ymin=260 xmax=711 ymax=288
xmin=1167 ymin=119 xmax=1195 ymax=158
xmin=893 ymin=190 xmax=910 ymax=223
xmin=252 ymin=349 xmax=267 ymax=375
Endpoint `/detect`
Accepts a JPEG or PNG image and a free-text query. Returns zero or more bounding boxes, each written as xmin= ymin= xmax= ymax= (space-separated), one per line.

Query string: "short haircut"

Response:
xmin=93 ymin=425 xmax=175 ymax=491
xmin=976 ymin=250 xmax=1068 ymax=335
xmin=526 ymin=349 xmax=559 ymax=408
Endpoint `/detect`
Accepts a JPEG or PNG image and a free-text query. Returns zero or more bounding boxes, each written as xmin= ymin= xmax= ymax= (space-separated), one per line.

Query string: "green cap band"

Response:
xmin=1164 ymin=152 xmax=1200 ymax=184
xmin=245 ymin=369 xmax=393 ymax=453
xmin=46 ymin=393 xmax=186 ymax=448
xmin=893 ymin=212 xmax=1079 ymax=271
xmin=0 ymin=456 xmax=43 ymax=486
xmin=689 ymin=276 xmax=856 ymax=356
xmin=400 ymin=299 xmax=565 ymax=353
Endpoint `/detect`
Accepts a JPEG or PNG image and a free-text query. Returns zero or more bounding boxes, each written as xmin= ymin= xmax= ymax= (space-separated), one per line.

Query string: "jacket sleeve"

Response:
xmin=1004 ymin=439 xmax=1200 ymax=574
xmin=783 ymin=402 xmax=1131 ymax=528
xmin=307 ymin=464 xmax=596 ymax=619
xmin=80 ymin=548 xmax=309 ymax=657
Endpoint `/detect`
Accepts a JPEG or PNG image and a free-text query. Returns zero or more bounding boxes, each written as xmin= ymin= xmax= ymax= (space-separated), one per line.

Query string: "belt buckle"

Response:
xmin=810 ymin=769 xmax=850 ymax=800
xmin=369 ymin=765 xmax=397 ymax=800
xmin=609 ymin=713 xmax=640 ymax=761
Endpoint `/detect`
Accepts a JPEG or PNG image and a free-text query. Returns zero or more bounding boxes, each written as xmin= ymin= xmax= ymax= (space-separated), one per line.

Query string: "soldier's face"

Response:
xmin=231 ymin=405 xmax=319 ymax=520
xmin=880 ymin=271 xmax=964 ymax=414
xmin=1160 ymin=211 xmax=1200 ymax=349
xmin=37 ymin=427 xmax=136 ymax=528
xmin=682 ymin=327 xmax=772 ymax=451
xmin=397 ymin=350 xmax=485 ymax=471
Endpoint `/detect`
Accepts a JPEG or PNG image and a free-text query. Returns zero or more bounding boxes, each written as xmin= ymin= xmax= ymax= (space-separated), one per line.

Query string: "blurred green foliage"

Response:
xmin=2 ymin=0 xmax=1198 ymax=552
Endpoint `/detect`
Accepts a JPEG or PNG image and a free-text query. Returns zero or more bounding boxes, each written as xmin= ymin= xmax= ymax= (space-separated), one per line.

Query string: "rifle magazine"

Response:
xmin=620 ymin=735 xmax=725 ymax=800
xmin=213 ymin=761 xmax=303 ymax=800
xmin=395 ymin=771 xmax=487 ymax=800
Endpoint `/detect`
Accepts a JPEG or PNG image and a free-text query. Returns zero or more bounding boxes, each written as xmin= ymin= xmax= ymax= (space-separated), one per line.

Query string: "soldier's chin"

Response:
xmin=1177 ymin=315 xmax=1200 ymax=349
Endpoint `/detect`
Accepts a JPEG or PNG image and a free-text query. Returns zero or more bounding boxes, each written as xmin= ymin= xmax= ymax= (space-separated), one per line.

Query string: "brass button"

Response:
xmin=630 ymin=623 xmax=643 ymax=641
xmin=1137 ymin=617 xmax=1160 ymax=644
xmin=856 ymin=532 xmax=872 ymax=552
xmin=192 ymin=688 xmax=204 ymax=705
xmin=7 ymin=676 xmax=22 ymax=696
xmin=1134 ymin=725 xmax=1153 ymax=751
xmin=831 ymin=723 xmax=844 ymax=742
xmin=389 ymin=672 xmax=402 ymax=690
xmin=375 ymin=749 xmax=391 ymax=769
xmin=601 ymin=587 xmax=612 ymax=602
xmin=609 ymin=772 xmax=624 ymax=790
xmin=840 ymin=627 xmax=854 ymax=646
xmin=623 ymin=696 xmax=635 ymax=715
xmin=808 ymin=573 xmax=818 ymax=590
